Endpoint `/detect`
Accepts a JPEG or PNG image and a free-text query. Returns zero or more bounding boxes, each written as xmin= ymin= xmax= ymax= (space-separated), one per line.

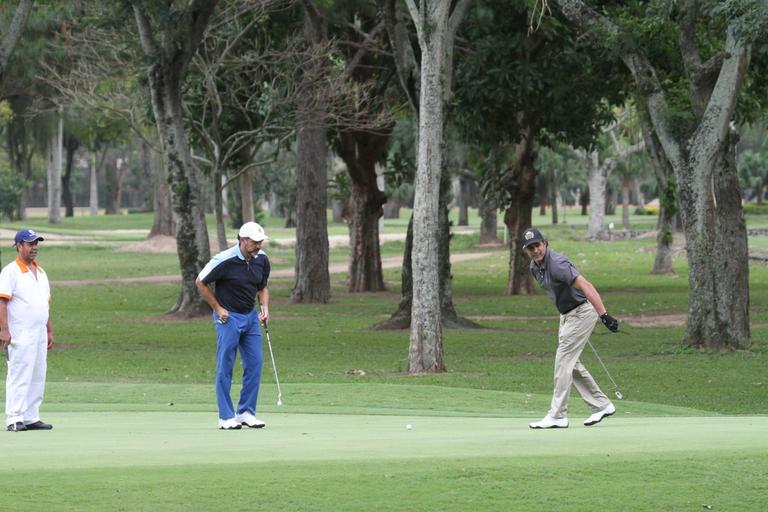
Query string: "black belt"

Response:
xmin=561 ymin=301 xmax=587 ymax=314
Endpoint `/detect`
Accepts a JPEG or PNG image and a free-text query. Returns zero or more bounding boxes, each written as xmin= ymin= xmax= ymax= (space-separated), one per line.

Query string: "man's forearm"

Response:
xmin=195 ymin=279 xmax=219 ymax=311
xmin=258 ymin=288 xmax=269 ymax=310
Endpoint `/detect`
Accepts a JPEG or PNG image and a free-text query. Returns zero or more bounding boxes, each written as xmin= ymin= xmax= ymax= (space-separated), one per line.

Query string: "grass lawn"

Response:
xmin=1 ymin=209 xmax=767 ymax=510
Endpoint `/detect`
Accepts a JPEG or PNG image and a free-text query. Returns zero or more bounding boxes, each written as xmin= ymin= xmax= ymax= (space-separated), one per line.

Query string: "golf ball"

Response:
xmin=406 ymin=424 xmax=412 ymax=430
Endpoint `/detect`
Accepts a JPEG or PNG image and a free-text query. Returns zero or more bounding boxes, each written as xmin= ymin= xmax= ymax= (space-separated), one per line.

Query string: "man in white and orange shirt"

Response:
xmin=0 ymin=229 xmax=55 ymax=432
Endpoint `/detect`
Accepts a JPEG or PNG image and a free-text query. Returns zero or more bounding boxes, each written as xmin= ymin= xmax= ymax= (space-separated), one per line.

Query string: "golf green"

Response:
xmin=2 ymin=411 xmax=766 ymax=510
xmin=4 ymin=412 xmax=768 ymax=469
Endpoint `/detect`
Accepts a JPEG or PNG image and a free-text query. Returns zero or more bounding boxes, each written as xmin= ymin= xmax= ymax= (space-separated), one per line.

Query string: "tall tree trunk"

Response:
xmin=478 ymin=197 xmax=499 ymax=244
xmin=439 ymin=171 xmax=477 ymax=328
xmin=406 ymin=0 xmax=470 ymax=373
xmin=679 ymin=130 xmax=749 ymax=348
xmin=409 ymin=18 xmax=447 ymax=373
xmin=375 ymin=176 xmax=478 ymax=330
xmin=457 ymin=175 xmax=470 ymax=226
xmin=149 ymin=146 xmax=174 ymax=237
xmin=240 ymin=167 xmax=254 ymax=224
xmin=89 ymin=150 xmax=99 ymax=216
xmin=638 ymin=103 xmax=676 ymax=274
xmin=62 ymin=134 xmax=78 ymax=217
xmin=374 ymin=216 xmax=414 ymax=330
xmin=504 ymin=136 xmax=536 ymax=295
xmin=550 ymin=170 xmax=559 ymax=225
xmin=376 ymin=0 xmax=472 ymax=346
xmin=214 ymin=167 xmax=228 ymax=250
xmin=337 ymin=130 xmax=390 ymax=293
xmin=291 ymin=6 xmax=330 ymax=304
xmin=132 ymin=1 xmax=217 ymax=316
xmin=621 ymin=175 xmax=631 ymax=229
xmin=0 ymin=0 xmax=33 ymax=82
xmin=582 ymin=150 xmax=613 ymax=240
xmin=104 ymin=156 xmax=119 ymax=215
xmin=139 ymin=138 xmax=153 ymax=211
xmin=383 ymin=199 xmax=401 ymax=219
xmin=47 ymin=113 xmax=63 ymax=225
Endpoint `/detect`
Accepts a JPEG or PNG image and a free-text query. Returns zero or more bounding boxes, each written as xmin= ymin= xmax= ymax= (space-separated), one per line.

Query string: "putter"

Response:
xmin=260 ymin=306 xmax=284 ymax=406
xmin=586 ymin=338 xmax=624 ymax=400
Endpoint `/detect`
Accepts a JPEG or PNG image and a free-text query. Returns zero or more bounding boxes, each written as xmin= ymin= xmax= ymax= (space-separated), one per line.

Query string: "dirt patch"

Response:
xmin=114 ymin=235 xmax=180 ymax=254
xmin=622 ymin=313 xmax=687 ymax=327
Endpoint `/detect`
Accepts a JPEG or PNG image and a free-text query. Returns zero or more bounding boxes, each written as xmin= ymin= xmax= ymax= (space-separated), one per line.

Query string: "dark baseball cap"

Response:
xmin=14 ymin=229 xmax=44 ymax=246
xmin=521 ymin=227 xmax=545 ymax=248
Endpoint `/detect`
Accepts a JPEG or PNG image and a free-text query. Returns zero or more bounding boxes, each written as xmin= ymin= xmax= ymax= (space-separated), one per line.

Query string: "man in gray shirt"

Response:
xmin=522 ymin=227 xmax=619 ymax=429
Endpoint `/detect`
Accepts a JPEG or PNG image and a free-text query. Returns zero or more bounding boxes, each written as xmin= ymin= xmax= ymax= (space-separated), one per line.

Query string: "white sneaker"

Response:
xmin=584 ymin=403 xmax=616 ymax=426
xmin=529 ymin=415 xmax=568 ymax=429
xmin=218 ymin=418 xmax=242 ymax=430
xmin=235 ymin=411 xmax=266 ymax=429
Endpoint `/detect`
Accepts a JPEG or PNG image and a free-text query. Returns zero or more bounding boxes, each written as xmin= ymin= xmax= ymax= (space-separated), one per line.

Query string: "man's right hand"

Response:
xmin=216 ymin=307 xmax=229 ymax=324
xmin=600 ymin=313 xmax=619 ymax=332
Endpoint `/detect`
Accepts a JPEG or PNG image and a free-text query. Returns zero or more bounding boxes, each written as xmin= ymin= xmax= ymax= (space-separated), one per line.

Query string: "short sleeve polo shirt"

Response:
xmin=0 ymin=257 xmax=51 ymax=332
xmin=198 ymin=245 xmax=270 ymax=314
xmin=530 ymin=249 xmax=586 ymax=314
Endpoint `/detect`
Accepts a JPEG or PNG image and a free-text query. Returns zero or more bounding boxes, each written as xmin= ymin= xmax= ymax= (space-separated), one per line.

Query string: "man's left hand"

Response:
xmin=600 ymin=313 xmax=619 ymax=332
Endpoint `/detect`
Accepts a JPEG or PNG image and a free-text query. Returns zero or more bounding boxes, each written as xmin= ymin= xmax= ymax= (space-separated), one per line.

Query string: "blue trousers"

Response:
xmin=213 ymin=310 xmax=263 ymax=420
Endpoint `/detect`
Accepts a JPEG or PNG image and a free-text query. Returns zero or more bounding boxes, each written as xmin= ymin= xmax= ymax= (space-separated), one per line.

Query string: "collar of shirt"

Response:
xmin=15 ymin=257 xmax=41 ymax=273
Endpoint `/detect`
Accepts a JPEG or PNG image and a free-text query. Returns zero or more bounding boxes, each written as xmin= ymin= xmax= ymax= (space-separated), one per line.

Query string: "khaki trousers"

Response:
xmin=548 ymin=302 xmax=610 ymax=419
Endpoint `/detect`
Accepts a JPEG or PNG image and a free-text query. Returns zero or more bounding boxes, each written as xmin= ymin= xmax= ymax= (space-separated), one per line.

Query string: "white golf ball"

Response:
xmin=406 ymin=424 xmax=412 ymax=430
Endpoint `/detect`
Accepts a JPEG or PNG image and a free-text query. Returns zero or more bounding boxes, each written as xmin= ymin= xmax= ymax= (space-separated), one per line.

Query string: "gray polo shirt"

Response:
xmin=530 ymin=248 xmax=586 ymax=314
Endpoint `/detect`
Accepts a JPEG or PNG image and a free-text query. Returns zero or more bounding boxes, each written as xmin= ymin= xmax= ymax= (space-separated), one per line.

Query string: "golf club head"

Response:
xmin=277 ymin=399 xmax=283 ymax=406
xmin=615 ymin=390 xmax=624 ymax=400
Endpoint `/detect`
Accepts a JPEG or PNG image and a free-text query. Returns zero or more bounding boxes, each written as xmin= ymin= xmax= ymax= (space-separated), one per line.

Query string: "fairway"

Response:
xmin=2 ymin=403 xmax=767 ymax=511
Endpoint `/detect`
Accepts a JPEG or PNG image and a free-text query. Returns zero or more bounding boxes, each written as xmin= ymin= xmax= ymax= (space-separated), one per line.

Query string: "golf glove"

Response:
xmin=600 ymin=313 xmax=619 ymax=332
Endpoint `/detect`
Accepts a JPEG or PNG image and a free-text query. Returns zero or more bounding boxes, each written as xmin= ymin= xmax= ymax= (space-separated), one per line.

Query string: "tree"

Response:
xmin=291 ymin=0 xmax=331 ymax=304
xmin=738 ymin=150 xmax=768 ymax=203
xmin=0 ymin=0 xmax=33 ymax=83
xmin=401 ymin=0 xmax=470 ymax=373
xmin=330 ymin=2 xmax=395 ymax=293
xmin=375 ymin=0 xmax=475 ymax=338
xmin=576 ymin=122 xmax=644 ymax=241
xmin=131 ymin=0 xmax=219 ymax=316
xmin=45 ymin=105 xmax=62 ymax=223
xmin=454 ymin=0 xmax=625 ymax=295
xmin=557 ymin=0 xmax=768 ymax=349
xmin=184 ymin=0 xmax=297 ymax=250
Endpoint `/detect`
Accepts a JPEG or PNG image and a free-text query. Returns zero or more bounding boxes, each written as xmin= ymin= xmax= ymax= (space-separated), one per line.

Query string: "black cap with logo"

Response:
xmin=521 ymin=227 xmax=545 ymax=248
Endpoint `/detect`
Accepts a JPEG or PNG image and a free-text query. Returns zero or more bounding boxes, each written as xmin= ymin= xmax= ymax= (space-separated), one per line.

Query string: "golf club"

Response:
xmin=586 ymin=338 xmax=624 ymax=400
xmin=260 ymin=305 xmax=283 ymax=406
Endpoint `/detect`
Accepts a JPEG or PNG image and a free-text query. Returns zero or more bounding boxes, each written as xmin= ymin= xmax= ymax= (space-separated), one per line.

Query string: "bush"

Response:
xmin=635 ymin=205 xmax=659 ymax=216
xmin=743 ymin=202 xmax=768 ymax=215
xmin=0 ymin=173 xmax=26 ymax=220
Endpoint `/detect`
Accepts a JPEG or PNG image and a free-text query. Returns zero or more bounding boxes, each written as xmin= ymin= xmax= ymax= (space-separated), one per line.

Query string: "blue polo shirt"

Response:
xmin=198 ymin=245 xmax=270 ymax=314
xmin=530 ymin=249 xmax=586 ymax=314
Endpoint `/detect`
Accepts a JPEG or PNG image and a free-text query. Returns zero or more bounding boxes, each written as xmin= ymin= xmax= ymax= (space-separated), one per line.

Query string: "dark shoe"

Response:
xmin=24 ymin=420 xmax=53 ymax=430
xmin=7 ymin=421 xmax=27 ymax=432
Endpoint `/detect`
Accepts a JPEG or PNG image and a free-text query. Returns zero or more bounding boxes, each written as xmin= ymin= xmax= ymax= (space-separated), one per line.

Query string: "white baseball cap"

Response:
xmin=238 ymin=222 xmax=268 ymax=242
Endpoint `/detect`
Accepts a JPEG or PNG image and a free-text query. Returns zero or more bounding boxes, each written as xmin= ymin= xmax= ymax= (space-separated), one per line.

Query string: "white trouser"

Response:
xmin=548 ymin=302 xmax=610 ymax=419
xmin=5 ymin=325 xmax=48 ymax=426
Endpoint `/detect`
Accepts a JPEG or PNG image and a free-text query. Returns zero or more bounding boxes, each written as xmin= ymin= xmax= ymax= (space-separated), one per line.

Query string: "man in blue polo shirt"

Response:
xmin=196 ymin=222 xmax=271 ymax=430
xmin=522 ymin=227 xmax=620 ymax=429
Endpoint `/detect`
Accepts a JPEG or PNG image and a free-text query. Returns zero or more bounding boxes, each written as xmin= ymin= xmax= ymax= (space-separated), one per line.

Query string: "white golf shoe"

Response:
xmin=218 ymin=418 xmax=242 ymax=430
xmin=235 ymin=411 xmax=266 ymax=429
xmin=529 ymin=415 xmax=568 ymax=429
xmin=583 ymin=403 xmax=616 ymax=426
